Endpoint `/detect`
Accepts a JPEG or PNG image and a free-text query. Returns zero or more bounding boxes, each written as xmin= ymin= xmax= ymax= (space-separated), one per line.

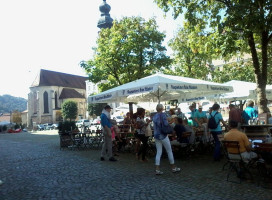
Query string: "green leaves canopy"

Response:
xmin=61 ymin=100 xmax=78 ymax=121
xmin=155 ymin=0 xmax=272 ymax=113
xmin=82 ymin=16 xmax=172 ymax=92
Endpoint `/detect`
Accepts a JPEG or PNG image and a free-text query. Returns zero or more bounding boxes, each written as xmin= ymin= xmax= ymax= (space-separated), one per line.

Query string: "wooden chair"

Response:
xmin=171 ymin=131 xmax=192 ymax=159
xmin=68 ymin=131 xmax=82 ymax=150
xmin=253 ymin=142 xmax=272 ymax=187
xmin=221 ymin=140 xmax=253 ymax=183
xmin=193 ymin=130 xmax=206 ymax=154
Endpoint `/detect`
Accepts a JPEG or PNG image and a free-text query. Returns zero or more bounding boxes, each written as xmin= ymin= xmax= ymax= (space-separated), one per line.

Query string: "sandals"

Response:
xmin=172 ymin=167 xmax=181 ymax=173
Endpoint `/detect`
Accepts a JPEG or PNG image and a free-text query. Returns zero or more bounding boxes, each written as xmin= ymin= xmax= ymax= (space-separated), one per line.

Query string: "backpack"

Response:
xmin=208 ymin=112 xmax=219 ymax=129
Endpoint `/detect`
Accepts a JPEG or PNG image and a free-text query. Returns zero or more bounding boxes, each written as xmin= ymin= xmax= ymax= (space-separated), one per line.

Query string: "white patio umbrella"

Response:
xmin=209 ymin=80 xmax=272 ymax=102
xmin=208 ymin=80 xmax=257 ymax=101
xmin=88 ymin=73 xmax=233 ymax=104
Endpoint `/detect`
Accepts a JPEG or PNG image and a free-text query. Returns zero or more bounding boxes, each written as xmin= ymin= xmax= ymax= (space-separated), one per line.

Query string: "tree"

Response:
xmin=11 ymin=110 xmax=22 ymax=125
xmin=81 ymin=16 xmax=172 ymax=92
xmin=61 ymin=100 xmax=78 ymax=122
xmin=212 ymin=61 xmax=255 ymax=83
xmin=155 ymin=0 xmax=272 ymax=113
xmin=88 ymin=103 xmax=107 ymax=117
xmin=167 ymin=28 xmax=213 ymax=79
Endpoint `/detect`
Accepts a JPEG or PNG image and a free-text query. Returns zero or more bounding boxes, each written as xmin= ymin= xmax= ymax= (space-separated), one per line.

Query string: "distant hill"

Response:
xmin=0 ymin=95 xmax=27 ymax=113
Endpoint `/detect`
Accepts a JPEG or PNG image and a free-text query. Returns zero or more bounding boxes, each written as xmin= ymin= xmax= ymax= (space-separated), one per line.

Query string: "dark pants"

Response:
xmin=211 ymin=131 xmax=222 ymax=161
xmin=137 ymin=134 xmax=148 ymax=160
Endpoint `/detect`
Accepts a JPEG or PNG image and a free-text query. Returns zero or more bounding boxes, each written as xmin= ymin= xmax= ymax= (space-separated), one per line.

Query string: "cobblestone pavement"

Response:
xmin=0 ymin=131 xmax=271 ymax=200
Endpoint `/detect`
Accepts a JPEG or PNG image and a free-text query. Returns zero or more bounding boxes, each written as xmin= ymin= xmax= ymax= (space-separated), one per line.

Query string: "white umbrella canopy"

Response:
xmin=88 ymin=73 xmax=233 ymax=104
xmin=208 ymin=80 xmax=257 ymax=101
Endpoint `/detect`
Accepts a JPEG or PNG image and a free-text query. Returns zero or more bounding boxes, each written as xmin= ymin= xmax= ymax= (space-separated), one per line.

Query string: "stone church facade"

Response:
xmin=27 ymin=69 xmax=88 ymax=127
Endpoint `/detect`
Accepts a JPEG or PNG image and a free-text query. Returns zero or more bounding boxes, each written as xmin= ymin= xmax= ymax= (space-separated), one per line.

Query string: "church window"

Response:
xmin=43 ymin=91 xmax=49 ymax=113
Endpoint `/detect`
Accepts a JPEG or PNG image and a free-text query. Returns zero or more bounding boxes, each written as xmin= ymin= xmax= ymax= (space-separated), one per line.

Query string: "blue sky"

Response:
xmin=0 ymin=0 xmax=182 ymax=99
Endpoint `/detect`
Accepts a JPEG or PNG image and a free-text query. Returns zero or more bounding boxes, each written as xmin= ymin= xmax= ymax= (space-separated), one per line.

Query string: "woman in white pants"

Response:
xmin=152 ymin=104 xmax=181 ymax=175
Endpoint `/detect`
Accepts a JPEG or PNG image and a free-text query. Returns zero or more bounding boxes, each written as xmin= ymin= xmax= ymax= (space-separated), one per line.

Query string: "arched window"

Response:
xmin=43 ymin=91 xmax=49 ymax=113
xmin=54 ymin=92 xmax=58 ymax=109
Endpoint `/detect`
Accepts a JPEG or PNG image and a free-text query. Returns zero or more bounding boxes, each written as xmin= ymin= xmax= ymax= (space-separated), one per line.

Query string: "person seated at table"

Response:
xmin=183 ymin=119 xmax=195 ymax=144
xmin=176 ymin=107 xmax=187 ymax=121
xmin=194 ymin=105 xmax=209 ymax=142
xmin=167 ymin=108 xmax=176 ymax=126
xmin=195 ymin=106 xmax=207 ymax=125
xmin=173 ymin=117 xmax=188 ymax=143
xmin=224 ymin=120 xmax=258 ymax=163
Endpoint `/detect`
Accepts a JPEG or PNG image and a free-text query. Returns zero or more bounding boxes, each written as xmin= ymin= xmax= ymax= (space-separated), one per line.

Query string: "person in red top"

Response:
xmin=228 ymin=104 xmax=242 ymax=129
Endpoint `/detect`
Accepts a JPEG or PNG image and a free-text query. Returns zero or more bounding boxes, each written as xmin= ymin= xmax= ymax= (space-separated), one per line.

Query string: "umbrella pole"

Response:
xmin=128 ymin=102 xmax=134 ymax=117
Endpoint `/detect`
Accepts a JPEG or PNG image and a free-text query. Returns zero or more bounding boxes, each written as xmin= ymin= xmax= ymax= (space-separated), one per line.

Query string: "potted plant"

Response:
xmin=58 ymin=121 xmax=77 ymax=148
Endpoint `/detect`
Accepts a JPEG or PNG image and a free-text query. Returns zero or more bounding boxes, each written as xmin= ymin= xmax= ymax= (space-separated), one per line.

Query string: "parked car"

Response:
xmin=52 ymin=123 xmax=59 ymax=130
xmin=37 ymin=124 xmax=45 ymax=131
xmin=44 ymin=123 xmax=54 ymax=130
xmin=113 ymin=116 xmax=124 ymax=124
xmin=76 ymin=119 xmax=90 ymax=128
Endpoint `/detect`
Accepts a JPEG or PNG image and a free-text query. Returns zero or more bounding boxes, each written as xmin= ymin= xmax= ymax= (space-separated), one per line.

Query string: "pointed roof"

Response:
xmin=31 ymin=69 xmax=88 ymax=89
xmin=59 ymin=88 xmax=85 ymax=99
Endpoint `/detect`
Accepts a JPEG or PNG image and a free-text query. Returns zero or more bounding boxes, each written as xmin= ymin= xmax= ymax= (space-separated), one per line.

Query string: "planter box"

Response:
xmin=59 ymin=133 xmax=72 ymax=148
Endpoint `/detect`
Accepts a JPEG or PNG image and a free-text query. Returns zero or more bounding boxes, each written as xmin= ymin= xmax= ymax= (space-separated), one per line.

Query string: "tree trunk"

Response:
xmin=256 ymin=84 xmax=269 ymax=114
xmin=247 ymin=32 xmax=269 ymax=114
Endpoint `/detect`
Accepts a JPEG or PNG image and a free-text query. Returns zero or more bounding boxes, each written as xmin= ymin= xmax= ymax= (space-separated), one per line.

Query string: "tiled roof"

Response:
xmin=31 ymin=69 xmax=88 ymax=89
xmin=59 ymin=88 xmax=85 ymax=99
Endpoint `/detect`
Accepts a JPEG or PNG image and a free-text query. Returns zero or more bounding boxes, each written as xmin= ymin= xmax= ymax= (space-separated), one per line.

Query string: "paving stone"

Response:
xmin=0 ymin=131 xmax=271 ymax=200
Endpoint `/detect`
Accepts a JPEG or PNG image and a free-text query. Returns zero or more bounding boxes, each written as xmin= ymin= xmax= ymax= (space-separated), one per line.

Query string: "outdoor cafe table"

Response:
xmin=241 ymin=124 xmax=272 ymax=140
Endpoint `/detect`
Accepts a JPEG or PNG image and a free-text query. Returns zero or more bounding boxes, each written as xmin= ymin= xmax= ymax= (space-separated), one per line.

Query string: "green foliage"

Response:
xmin=212 ymin=61 xmax=255 ymax=83
xmin=88 ymin=103 xmax=106 ymax=117
xmin=0 ymin=95 xmax=27 ymax=113
xmin=167 ymin=28 xmax=212 ymax=79
xmin=154 ymin=0 xmax=272 ymax=113
xmin=61 ymin=100 xmax=78 ymax=121
xmin=82 ymin=16 xmax=172 ymax=92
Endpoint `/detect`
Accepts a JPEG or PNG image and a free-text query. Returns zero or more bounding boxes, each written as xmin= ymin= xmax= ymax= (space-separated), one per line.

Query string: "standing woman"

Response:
xmin=152 ymin=104 xmax=181 ymax=175
xmin=208 ymin=103 xmax=227 ymax=161
xmin=135 ymin=108 xmax=150 ymax=162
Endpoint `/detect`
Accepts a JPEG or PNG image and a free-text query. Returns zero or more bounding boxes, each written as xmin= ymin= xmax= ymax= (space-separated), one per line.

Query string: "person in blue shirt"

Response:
xmin=194 ymin=106 xmax=207 ymax=127
xmin=100 ymin=105 xmax=117 ymax=162
xmin=189 ymin=105 xmax=197 ymax=126
xmin=242 ymin=100 xmax=258 ymax=125
xmin=208 ymin=103 xmax=227 ymax=161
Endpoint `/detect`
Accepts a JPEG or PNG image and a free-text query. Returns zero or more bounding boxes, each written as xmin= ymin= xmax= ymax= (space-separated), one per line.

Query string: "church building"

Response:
xmin=27 ymin=69 xmax=88 ymax=127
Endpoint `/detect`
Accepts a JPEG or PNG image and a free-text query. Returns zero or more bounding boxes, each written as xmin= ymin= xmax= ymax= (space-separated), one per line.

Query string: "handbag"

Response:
xmin=145 ymin=124 xmax=152 ymax=137
xmin=160 ymin=114 xmax=173 ymax=136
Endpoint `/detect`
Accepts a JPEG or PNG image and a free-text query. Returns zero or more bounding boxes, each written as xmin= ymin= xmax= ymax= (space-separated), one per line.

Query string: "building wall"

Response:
xmin=27 ymin=86 xmax=87 ymax=127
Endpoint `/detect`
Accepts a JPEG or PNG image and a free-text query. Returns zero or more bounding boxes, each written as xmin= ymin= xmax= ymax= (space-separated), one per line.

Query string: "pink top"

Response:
xmin=111 ymin=127 xmax=115 ymax=139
